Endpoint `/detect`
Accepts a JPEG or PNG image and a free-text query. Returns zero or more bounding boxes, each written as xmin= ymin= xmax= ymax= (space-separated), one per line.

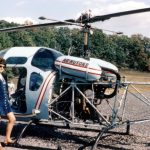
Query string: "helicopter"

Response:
xmin=0 ymin=7 xmax=150 ymax=150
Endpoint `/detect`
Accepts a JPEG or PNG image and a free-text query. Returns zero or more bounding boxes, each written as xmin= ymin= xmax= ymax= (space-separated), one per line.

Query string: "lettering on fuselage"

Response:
xmin=62 ymin=59 xmax=88 ymax=68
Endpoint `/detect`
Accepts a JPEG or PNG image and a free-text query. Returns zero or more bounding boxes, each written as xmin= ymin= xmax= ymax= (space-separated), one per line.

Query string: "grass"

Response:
xmin=119 ymin=70 xmax=150 ymax=93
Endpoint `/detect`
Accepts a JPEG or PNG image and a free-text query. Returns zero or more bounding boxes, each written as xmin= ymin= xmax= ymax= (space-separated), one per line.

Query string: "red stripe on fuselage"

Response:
xmin=55 ymin=60 xmax=101 ymax=72
xmin=35 ymin=71 xmax=55 ymax=109
xmin=37 ymin=73 xmax=56 ymax=109
xmin=55 ymin=63 xmax=101 ymax=76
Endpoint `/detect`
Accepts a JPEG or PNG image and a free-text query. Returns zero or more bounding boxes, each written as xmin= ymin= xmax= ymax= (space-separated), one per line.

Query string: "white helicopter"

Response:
xmin=0 ymin=7 xmax=150 ymax=150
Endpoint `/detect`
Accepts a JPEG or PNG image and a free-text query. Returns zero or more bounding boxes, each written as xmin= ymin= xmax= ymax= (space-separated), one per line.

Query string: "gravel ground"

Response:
xmin=0 ymin=92 xmax=150 ymax=150
xmin=0 ymin=123 xmax=150 ymax=150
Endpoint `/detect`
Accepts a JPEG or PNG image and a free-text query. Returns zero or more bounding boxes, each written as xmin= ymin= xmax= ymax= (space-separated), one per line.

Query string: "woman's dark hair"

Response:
xmin=0 ymin=57 xmax=6 ymax=66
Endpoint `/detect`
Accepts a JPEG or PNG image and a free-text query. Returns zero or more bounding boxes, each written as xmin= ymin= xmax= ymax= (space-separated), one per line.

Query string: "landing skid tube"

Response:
xmin=91 ymin=126 xmax=110 ymax=150
xmin=15 ymin=120 xmax=34 ymax=144
xmin=14 ymin=120 xmax=63 ymax=150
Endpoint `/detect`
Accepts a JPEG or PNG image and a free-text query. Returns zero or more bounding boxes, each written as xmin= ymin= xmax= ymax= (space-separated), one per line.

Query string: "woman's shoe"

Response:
xmin=0 ymin=143 xmax=5 ymax=150
xmin=1 ymin=139 xmax=16 ymax=147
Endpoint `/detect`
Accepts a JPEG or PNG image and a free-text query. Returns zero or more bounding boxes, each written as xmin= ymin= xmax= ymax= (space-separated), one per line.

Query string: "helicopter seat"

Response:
xmin=11 ymin=88 xmax=26 ymax=112
xmin=11 ymin=72 xmax=27 ymax=113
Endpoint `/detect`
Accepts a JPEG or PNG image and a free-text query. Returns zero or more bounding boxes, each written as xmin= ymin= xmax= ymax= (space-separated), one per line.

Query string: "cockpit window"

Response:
xmin=52 ymin=50 xmax=63 ymax=58
xmin=29 ymin=72 xmax=43 ymax=91
xmin=6 ymin=57 xmax=27 ymax=64
xmin=31 ymin=48 xmax=55 ymax=70
xmin=0 ymin=48 xmax=9 ymax=57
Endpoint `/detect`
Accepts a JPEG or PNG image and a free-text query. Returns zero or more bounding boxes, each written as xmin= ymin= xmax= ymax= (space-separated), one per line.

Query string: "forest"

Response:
xmin=0 ymin=20 xmax=150 ymax=72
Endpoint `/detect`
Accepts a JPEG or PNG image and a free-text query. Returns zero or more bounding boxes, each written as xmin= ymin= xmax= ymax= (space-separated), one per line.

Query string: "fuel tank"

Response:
xmin=55 ymin=56 xmax=118 ymax=81
xmin=55 ymin=56 xmax=110 ymax=81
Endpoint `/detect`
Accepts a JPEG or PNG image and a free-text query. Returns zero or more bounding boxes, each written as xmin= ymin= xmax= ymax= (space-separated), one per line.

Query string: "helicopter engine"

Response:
xmin=51 ymin=77 xmax=119 ymax=122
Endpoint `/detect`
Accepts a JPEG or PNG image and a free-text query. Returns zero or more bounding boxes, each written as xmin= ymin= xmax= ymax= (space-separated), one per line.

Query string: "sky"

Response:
xmin=0 ymin=0 xmax=150 ymax=37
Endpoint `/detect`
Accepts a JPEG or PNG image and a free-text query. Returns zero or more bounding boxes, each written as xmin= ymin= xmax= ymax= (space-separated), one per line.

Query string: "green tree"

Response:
xmin=70 ymin=28 xmax=83 ymax=56
xmin=0 ymin=33 xmax=13 ymax=50
xmin=111 ymin=35 xmax=130 ymax=68
xmin=8 ymin=31 xmax=34 ymax=46
xmin=55 ymin=27 xmax=72 ymax=54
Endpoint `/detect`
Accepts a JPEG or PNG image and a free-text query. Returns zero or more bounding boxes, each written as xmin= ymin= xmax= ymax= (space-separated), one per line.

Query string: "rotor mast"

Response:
xmin=83 ymin=26 xmax=90 ymax=59
xmin=77 ymin=10 xmax=92 ymax=59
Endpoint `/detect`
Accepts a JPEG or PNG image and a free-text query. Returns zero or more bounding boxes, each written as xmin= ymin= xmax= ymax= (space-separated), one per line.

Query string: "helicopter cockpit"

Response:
xmin=8 ymin=67 xmax=27 ymax=113
xmin=0 ymin=47 xmax=63 ymax=117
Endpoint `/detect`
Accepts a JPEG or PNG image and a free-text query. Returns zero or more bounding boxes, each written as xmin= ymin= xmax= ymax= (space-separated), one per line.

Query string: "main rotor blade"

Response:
xmin=86 ymin=7 xmax=150 ymax=23
xmin=0 ymin=19 xmax=76 ymax=33
xmin=1 ymin=7 xmax=150 ymax=33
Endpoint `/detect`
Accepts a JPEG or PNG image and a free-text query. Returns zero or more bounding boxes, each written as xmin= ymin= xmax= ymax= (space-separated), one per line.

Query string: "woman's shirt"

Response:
xmin=0 ymin=73 xmax=12 ymax=115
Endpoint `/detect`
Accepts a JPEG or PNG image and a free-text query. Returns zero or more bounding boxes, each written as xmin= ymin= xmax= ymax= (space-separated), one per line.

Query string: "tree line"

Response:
xmin=0 ymin=20 xmax=150 ymax=72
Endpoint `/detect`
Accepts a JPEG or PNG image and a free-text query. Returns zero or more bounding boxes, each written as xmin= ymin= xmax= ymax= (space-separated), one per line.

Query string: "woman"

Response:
xmin=0 ymin=57 xmax=16 ymax=149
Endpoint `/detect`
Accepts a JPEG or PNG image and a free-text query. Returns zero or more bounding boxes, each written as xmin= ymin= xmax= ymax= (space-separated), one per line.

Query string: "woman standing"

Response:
xmin=0 ymin=57 xmax=16 ymax=149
